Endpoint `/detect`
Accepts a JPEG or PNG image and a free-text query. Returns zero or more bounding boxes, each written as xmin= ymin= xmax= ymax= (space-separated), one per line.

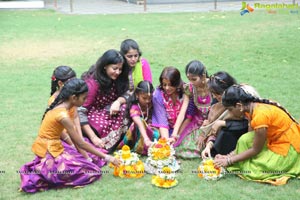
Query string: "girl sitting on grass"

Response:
xmin=214 ymin=84 xmax=300 ymax=185
xmin=170 ymin=60 xmax=212 ymax=159
xmin=118 ymin=81 xmax=159 ymax=155
xmin=152 ymin=67 xmax=185 ymax=139
xmin=20 ymin=78 xmax=120 ymax=193
xmin=49 ymin=66 xmax=107 ymax=167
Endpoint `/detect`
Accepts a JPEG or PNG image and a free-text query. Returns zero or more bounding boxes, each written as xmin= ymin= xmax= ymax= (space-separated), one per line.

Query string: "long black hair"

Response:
xmin=222 ymin=85 xmax=297 ymax=123
xmin=50 ymin=66 xmax=76 ymax=95
xmin=159 ymin=66 xmax=184 ymax=98
xmin=208 ymin=71 xmax=237 ymax=95
xmin=126 ymin=81 xmax=154 ymax=120
xmin=42 ymin=78 xmax=88 ymax=120
xmin=82 ymin=49 xmax=129 ymax=95
xmin=81 ymin=64 xmax=96 ymax=80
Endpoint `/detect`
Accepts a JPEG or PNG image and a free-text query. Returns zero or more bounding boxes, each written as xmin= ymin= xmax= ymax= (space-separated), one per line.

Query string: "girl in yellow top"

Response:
xmin=49 ymin=66 xmax=106 ymax=167
xmin=214 ymin=84 xmax=300 ymax=185
xmin=20 ymin=78 xmax=120 ymax=193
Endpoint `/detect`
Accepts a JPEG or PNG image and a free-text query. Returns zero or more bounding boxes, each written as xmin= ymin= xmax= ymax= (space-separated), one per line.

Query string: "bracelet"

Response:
xmin=226 ymin=157 xmax=233 ymax=166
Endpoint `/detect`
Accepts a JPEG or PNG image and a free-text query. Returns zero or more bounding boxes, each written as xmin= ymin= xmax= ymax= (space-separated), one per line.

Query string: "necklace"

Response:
xmin=192 ymin=85 xmax=211 ymax=107
xmin=138 ymin=103 xmax=149 ymax=121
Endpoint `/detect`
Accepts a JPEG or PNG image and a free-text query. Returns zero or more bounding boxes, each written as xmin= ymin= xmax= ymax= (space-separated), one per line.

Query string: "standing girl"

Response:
xmin=79 ymin=49 xmax=129 ymax=152
xmin=214 ymin=85 xmax=300 ymax=185
xmin=171 ymin=60 xmax=212 ymax=158
xmin=20 ymin=78 xmax=120 ymax=193
xmin=120 ymin=39 xmax=152 ymax=92
xmin=118 ymin=81 xmax=159 ymax=155
xmin=152 ymin=67 xmax=184 ymax=139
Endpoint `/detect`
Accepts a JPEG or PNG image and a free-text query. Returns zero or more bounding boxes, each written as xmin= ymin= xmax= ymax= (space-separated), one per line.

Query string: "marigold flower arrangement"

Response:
xmin=144 ymin=138 xmax=180 ymax=174
xmin=151 ymin=166 xmax=178 ymax=188
xmin=197 ymin=158 xmax=224 ymax=180
xmin=109 ymin=145 xmax=144 ymax=178
xmin=150 ymin=138 xmax=171 ymax=160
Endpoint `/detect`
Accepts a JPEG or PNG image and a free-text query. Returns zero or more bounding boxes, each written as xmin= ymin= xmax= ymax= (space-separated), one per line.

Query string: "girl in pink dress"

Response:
xmin=79 ymin=50 xmax=130 ymax=153
xmin=171 ymin=60 xmax=212 ymax=158
xmin=152 ymin=67 xmax=185 ymax=139
xmin=118 ymin=81 xmax=159 ymax=155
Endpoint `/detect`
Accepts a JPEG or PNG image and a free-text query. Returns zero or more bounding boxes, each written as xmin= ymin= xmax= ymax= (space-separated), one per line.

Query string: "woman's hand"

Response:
xmin=202 ymin=119 xmax=209 ymax=126
xmin=196 ymin=134 xmax=206 ymax=150
xmin=211 ymin=120 xmax=225 ymax=135
xmin=105 ymin=155 xmax=122 ymax=167
xmin=168 ymin=135 xmax=177 ymax=145
xmin=201 ymin=141 xmax=213 ymax=159
xmin=214 ymin=157 xmax=228 ymax=168
xmin=91 ymin=135 xmax=105 ymax=148
xmin=215 ymin=154 xmax=228 ymax=159
xmin=144 ymin=138 xmax=153 ymax=147
xmin=110 ymin=100 xmax=121 ymax=116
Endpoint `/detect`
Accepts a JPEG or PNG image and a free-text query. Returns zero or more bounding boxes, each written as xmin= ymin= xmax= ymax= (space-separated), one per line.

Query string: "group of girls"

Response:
xmin=20 ymin=39 xmax=300 ymax=193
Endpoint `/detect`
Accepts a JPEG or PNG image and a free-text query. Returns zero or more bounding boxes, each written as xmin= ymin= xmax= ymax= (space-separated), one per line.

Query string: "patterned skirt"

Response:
xmin=20 ymin=147 xmax=103 ymax=193
xmin=88 ymin=104 xmax=128 ymax=150
xmin=62 ymin=139 xmax=107 ymax=167
xmin=174 ymin=115 xmax=204 ymax=159
xmin=118 ymin=120 xmax=160 ymax=155
xmin=227 ymin=132 xmax=300 ymax=185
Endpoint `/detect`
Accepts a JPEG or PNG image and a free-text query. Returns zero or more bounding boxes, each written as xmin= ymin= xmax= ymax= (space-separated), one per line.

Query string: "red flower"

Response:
xmin=51 ymin=75 xmax=56 ymax=81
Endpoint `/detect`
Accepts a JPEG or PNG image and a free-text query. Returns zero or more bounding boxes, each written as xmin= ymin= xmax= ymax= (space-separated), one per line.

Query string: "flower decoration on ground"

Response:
xmin=197 ymin=158 xmax=224 ymax=180
xmin=109 ymin=145 xmax=144 ymax=178
xmin=145 ymin=138 xmax=180 ymax=174
xmin=151 ymin=166 xmax=178 ymax=188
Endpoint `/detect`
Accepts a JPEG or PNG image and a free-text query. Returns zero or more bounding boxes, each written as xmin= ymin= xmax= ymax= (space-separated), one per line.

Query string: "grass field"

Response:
xmin=0 ymin=9 xmax=300 ymax=200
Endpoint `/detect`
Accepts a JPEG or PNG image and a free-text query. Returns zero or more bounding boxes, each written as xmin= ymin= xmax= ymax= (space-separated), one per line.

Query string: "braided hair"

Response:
xmin=51 ymin=66 xmax=76 ymax=95
xmin=222 ymin=85 xmax=298 ymax=123
xmin=126 ymin=81 xmax=154 ymax=121
xmin=42 ymin=78 xmax=88 ymax=120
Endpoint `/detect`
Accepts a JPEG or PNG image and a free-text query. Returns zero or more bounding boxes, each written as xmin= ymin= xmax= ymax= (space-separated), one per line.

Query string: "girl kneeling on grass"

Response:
xmin=49 ymin=66 xmax=107 ymax=167
xmin=118 ymin=81 xmax=159 ymax=155
xmin=170 ymin=60 xmax=212 ymax=158
xmin=214 ymin=84 xmax=300 ymax=185
xmin=19 ymin=78 xmax=120 ymax=193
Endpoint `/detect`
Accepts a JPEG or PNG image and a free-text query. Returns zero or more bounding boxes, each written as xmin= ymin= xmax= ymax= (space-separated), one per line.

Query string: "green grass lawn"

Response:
xmin=0 ymin=9 xmax=300 ymax=199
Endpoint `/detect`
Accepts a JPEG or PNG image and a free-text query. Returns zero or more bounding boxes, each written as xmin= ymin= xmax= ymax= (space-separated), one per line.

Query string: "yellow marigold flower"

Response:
xmin=162 ymin=166 xmax=172 ymax=174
